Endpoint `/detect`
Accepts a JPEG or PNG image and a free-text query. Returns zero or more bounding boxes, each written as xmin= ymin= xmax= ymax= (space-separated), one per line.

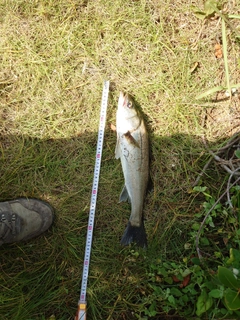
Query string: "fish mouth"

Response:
xmin=118 ymin=92 xmax=128 ymax=108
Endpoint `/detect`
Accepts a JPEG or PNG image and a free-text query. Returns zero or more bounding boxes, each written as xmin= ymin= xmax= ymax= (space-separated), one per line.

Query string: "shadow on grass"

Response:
xmin=0 ymin=130 xmax=229 ymax=319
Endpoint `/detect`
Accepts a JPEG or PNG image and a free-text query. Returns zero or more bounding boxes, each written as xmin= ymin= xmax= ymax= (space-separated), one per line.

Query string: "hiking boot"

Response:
xmin=0 ymin=198 xmax=54 ymax=245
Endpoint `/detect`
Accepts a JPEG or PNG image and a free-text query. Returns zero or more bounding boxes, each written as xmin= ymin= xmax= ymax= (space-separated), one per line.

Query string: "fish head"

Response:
xmin=118 ymin=92 xmax=136 ymax=116
xmin=117 ymin=92 xmax=141 ymax=131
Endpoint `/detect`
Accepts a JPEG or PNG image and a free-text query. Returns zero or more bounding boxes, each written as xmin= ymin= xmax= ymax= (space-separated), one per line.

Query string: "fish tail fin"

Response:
xmin=121 ymin=221 xmax=147 ymax=248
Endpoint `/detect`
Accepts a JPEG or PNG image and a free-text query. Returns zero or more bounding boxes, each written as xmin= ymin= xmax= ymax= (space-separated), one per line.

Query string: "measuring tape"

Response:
xmin=75 ymin=81 xmax=110 ymax=320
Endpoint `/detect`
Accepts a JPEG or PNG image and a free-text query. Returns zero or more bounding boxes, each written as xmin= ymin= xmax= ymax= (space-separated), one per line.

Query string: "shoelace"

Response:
xmin=0 ymin=213 xmax=16 ymax=239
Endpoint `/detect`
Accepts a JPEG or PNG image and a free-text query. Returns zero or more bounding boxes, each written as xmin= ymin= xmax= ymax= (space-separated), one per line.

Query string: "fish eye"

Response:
xmin=127 ymin=101 xmax=132 ymax=108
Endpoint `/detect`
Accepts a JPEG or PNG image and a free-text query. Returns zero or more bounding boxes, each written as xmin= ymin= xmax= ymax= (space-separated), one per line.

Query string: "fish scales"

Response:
xmin=115 ymin=92 xmax=149 ymax=247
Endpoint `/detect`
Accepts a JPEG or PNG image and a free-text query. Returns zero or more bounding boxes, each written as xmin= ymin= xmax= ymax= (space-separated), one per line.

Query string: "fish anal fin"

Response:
xmin=119 ymin=185 xmax=130 ymax=203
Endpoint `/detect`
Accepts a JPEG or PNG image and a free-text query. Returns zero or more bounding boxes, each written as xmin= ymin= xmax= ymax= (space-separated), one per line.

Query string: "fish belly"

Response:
xmin=120 ymin=130 xmax=148 ymax=226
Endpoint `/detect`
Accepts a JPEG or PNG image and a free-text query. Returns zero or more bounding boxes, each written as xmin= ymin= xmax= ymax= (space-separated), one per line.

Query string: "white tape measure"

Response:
xmin=75 ymin=81 xmax=110 ymax=320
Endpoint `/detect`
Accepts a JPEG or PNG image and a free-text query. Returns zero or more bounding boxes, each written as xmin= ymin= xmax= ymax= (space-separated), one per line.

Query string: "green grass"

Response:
xmin=0 ymin=0 xmax=240 ymax=319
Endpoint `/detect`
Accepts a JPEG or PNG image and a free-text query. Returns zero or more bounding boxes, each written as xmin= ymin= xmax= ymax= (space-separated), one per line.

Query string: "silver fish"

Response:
xmin=115 ymin=92 xmax=149 ymax=247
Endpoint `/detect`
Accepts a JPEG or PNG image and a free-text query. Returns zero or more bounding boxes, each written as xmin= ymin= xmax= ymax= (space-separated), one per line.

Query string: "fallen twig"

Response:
xmin=192 ymin=157 xmax=213 ymax=187
xmin=202 ymin=134 xmax=240 ymax=176
xmin=193 ymin=134 xmax=240 ymax=187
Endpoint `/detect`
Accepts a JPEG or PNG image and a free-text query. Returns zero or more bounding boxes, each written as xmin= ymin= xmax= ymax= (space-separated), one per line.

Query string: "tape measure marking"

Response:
xmin=77 ymin=81 xmax=110 ymax=319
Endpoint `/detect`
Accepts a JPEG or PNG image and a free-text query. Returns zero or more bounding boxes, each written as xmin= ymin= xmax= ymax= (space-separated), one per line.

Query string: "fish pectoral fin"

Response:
xmin=124 ymin=131 xmax=140 ymax=148
xmin=119 ymin=185 xmax=130 ymax=203
xmin=115 ymin=137 xmax=121 ymax=159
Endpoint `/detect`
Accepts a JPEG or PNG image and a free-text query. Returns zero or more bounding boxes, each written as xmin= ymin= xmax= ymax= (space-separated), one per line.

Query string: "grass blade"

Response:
xmin=222 ymin=18 xmax=231 ymax=98
xmin=196 ymin=83 xmax=240 ymax=100
xmin=228 ymin=15 xmax=240 ymax=19
xmin=195 ymin=86 xmax=225 ymax=100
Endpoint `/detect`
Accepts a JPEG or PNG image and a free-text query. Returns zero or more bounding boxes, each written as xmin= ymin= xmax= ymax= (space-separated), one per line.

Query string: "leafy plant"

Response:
xmin=138 ymin=185 xmax=240 ymax=319
xmin=218 ymin=266 xmax=240 ymax=310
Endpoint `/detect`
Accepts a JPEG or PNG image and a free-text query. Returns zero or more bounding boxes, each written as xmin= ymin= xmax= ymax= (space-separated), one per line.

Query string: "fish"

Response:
xmin=115 ymin=92 xmax=149 ymax=248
